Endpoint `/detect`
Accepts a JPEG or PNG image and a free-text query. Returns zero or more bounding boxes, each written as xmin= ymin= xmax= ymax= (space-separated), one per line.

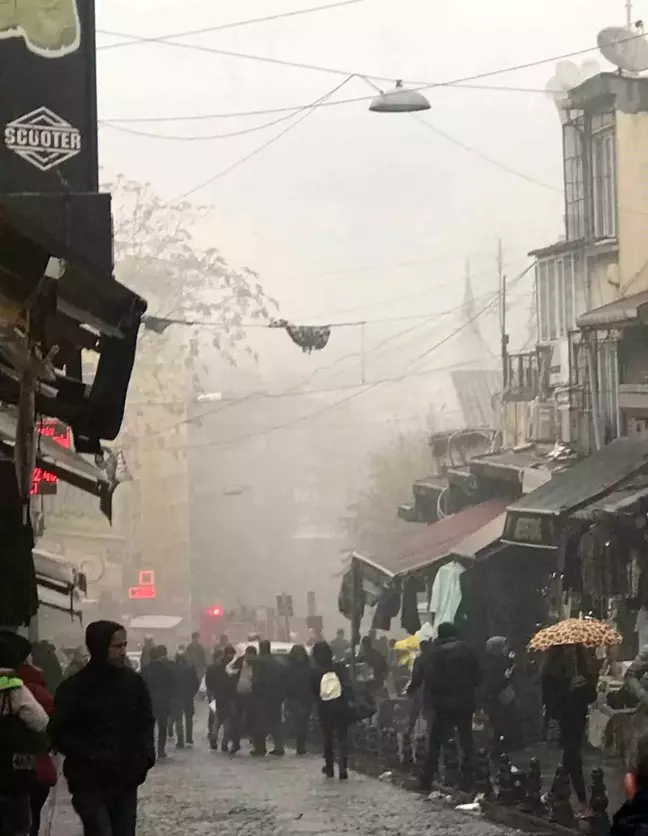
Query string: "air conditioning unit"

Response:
xmin=549 ymin=338 xmax=570 ymax=386
xmin=528 ymin=400 xmax=557 ymax=442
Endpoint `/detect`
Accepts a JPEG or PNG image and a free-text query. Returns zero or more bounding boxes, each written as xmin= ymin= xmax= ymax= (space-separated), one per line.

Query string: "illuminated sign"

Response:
xmin=139 ymin=570 xmax=155 ymax=586
xmin=128 ymin=586 xmax=156 ymax=600
xmin=31 ymin=419 xmax=70 ymax=496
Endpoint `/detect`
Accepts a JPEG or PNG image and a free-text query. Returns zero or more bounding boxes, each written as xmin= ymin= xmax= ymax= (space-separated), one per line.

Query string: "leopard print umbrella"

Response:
xmin=528 ymin=617 xmax=622 ymax=651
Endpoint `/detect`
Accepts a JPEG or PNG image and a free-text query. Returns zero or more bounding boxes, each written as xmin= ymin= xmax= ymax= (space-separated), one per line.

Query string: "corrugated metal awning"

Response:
xmin=577 ymin=290 xmax=648 ymax=331
xmin=353 ymin=499 xmax=509 ymax=578
xmin=450 ymin=513 xmax=507 ymax=560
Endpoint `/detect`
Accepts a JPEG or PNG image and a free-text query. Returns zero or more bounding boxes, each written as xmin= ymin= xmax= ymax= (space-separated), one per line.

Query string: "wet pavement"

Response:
xmin=46 ymin=731 xmax=515 ymax=836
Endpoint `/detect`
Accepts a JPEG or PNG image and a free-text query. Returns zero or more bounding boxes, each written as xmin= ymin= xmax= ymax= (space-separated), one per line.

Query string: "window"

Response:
xmin=562 ymin=111 xmax=616 ymax=242
xmin=592 ymin=128 xmax=616 ymax=239
xmin=564 ymin=119 xmax=585 ymax=241
xmin=536 ymin=251 xmax=584 ymax=342
xmin=596 ymin=341 xmax=620 ymax=441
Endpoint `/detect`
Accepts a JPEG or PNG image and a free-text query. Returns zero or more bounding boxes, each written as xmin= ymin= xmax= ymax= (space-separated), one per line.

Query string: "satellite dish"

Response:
xmin=598 ymin=25 xmax=648 ymax=73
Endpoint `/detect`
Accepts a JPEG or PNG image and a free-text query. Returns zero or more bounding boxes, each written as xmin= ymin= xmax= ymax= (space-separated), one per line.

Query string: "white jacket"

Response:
xmin=0 ymin=669 xmax=49 ymax=733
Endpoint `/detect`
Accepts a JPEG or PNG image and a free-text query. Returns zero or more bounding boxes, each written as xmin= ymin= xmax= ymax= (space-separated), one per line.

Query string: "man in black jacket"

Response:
xmin=141 ymin=645 xmax=176 ymax=758
xmin=172 ymin=652 xmax=199 ymax=747
xmin=50 ymin=621 xmax=155 ymax=836
xmin=408 ymin=622 xmax=481 ymax=792
xmin=254 ymin=640 xmax=286 ymax=756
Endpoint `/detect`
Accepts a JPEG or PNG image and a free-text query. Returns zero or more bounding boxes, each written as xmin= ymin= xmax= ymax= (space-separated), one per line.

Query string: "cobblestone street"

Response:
xmin=47 ymin=722 xmax=513 ymax=836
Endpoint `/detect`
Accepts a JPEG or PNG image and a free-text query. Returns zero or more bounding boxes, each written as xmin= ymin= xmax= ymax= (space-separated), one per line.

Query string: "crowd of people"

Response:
xmin=6 ymin=618 xmax=648 ymax=836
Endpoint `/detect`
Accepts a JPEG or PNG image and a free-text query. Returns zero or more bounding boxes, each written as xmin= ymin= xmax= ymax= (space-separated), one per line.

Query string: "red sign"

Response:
xmin=31 ymin=419 xmax=71 ymax=496
xmin=128 ymin=586 xmax=156 ymax=600
xmin=139 ymin=570 xmax=155 ymax=586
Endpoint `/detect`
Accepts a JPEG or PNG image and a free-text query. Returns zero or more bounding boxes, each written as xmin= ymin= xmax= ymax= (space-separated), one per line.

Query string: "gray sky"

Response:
xmin=98 ymin=0 xmax=634 ymax=422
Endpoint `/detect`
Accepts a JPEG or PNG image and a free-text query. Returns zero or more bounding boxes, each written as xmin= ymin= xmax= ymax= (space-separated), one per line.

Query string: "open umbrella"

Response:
xmin=529 ymin=617 xmax=622 ymax=652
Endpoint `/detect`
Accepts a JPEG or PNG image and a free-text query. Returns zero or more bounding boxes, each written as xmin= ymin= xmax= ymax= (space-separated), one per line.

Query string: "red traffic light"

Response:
xmin=207 ymin=606 xmax=223 ymax=618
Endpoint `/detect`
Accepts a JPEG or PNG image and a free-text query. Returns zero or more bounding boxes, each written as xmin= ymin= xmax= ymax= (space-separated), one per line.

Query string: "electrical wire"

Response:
xmin=97 ymin=0 xmax=369 ymax=50
xmin=96 ymin=29 xmax=645 ymax=99
xmin=173 ymin=76 xmax=353 ymax=200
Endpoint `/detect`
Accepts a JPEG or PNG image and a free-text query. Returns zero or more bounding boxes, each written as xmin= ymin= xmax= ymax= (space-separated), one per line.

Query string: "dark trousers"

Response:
xmin=71 ymin=789 xmax=137 ymax=836
xmin=29 ymin=785 xmax=51 ymax=836
xmin=559 ymin=710 xmax=587 ymax=804
xmin=155 ymin=712 xmax=169 ymax=756
xmin=320 ymin=710 xmax=348 ymax=776
xmin=230 ymin=694 xmax=256 ymax=750
xmin=289 ymin=700 xmax=312 ymax=754
xmin=0 ymin=795 xmax=31 ymax=836
xmin=424 ymin=706 xmax=475 ymax=786
xmin=173 ymin=702 xmax=194 ymax=746
xmin=259 ymin=700 xmax=284 ymax=754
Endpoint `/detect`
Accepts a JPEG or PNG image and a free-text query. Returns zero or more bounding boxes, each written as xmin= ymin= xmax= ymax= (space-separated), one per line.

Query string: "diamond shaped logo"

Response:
xmin=4 ymin=106 xmax=82 ymax=172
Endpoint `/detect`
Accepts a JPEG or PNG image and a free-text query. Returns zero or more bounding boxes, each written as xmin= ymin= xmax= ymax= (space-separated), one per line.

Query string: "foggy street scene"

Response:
xmin=8 ymin=0 xmax=648 ymax=835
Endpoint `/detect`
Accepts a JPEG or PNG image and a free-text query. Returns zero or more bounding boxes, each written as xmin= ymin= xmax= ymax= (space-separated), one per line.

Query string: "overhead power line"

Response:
xmin=97 ymin=0 xmax=369 ymax=50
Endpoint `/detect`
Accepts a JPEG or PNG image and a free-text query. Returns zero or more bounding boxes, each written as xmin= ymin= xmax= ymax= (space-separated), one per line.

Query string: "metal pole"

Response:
xmin=626 ymin=0 xmax=633 ymax=27
xmin=498 ymin=239 xmax=509 ymax=391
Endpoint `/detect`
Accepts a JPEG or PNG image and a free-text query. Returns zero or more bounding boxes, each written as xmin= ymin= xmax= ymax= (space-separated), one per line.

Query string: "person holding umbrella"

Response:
xmin=531 ymin=617 xmax=615 ymax=818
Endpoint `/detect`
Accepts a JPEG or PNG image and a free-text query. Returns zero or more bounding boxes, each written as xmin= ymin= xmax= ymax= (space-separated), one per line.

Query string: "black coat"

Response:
xmin=50 ymin=662 xmax=155 ymax=793
xmin=174 ymin=659 xmax=199 ymax=706
xmin=141 ymin=659 xmax=176 ymax=716
xmin=253 ymin=655 xmax=286 ymax=703
xmin=610 ymin=789 xmax=648 ymax=836
xmin=286 ymin=659 xmax=313 ymax=706
xmin=414 ymin=636 xmax=481 ymax=712
xmin=205 ymin=661 xmax=236 ymax=706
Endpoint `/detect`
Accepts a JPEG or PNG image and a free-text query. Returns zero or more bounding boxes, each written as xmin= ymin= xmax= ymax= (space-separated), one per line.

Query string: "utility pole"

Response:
xmin=626 ymin=0 xmax=633 ymax=27
xmin=498 ymin=239 xmax=509 ymax=391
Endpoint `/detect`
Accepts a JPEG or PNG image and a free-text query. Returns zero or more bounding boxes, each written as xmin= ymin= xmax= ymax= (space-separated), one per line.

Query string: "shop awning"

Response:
xmin=503 ymin=436 xmax=648 ymax=546
xmin=353 ymin=498 xmax=508 ymax=578
xmin=450 ymin=513 xmax=507 ymax=561
xmin=0 ymin=409 xmax=113 ymax=508
xmin=34 ymin=548 xmax=84 ymax=617
xmin=577 ymin=290 xmax=648 ymax=331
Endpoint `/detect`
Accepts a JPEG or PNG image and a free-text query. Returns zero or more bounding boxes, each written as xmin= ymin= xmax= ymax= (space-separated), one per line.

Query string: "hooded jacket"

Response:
xmin=50 ymin=621 xmax=155 ymax=793
xmin=419 ymin=634 xmax=481 ymax=712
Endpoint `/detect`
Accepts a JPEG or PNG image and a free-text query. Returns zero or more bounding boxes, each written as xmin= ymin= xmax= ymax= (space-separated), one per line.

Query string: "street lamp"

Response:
xmin=368 ymin=80 xmax=431 ymax=113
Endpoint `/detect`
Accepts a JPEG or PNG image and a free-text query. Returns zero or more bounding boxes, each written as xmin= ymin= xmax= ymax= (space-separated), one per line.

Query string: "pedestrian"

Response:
xmin=330 ymin=629 xmax=350 ymax=663
xmin=311 ymin=640 xmax=352 ymax=780
xmin=0 ymin=635 xmax=50 ymax=836
xmin=407 ymin=639 xmax=431 ymax=733
xmin=286 ymin=645 xmax=313 ymax=755
xmin=185 ymin=632 xmax=207 ymax=682
xmin=410 ymin=622 xmax=481 ymax=792
xmin=227 ymin=646 xmax=258 ymax=755
xmin=205 ymin=645 xmax=236 ymax=752
xmin=172 ymin=651 xmax=199 ymax=748
xmin=482 ymin=636 xmax=520 ymax=756
xmin=357 ymin=635 xmax=388 ymax=691
xmin=50 ymin=621 xmax=155 ymax=836
xmin=254 ymin=640 xmax=286 ymax=757
xmin=0 ymin=631 xmax=57 ymax=836
xmin=140 ymin=636 xmax=155 ymax=671
xmin=64 ymin=646 xmax=89 ymax=680
xmin=542 ymin=643 xmax=598 ymax=817
xmin=610 ymin=733 xmax=648 ymax=835
xmin=141 ymin=645 xmax=176 ymax=759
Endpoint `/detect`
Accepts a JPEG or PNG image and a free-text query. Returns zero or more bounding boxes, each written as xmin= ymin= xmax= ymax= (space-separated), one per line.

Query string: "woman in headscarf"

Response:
xmin=50 ymin=621 xmax=155 ymax=836
xmin=541 ymin=643 xmax=599 ymax=817
xmin=311 ymin=641 xmax=353 ymax=780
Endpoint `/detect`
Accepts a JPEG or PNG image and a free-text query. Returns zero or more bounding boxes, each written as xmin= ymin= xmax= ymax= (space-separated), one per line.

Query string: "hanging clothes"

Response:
xmin=372 ymin=582 xmax=401 ymax=631
xmin=429 ymin=560 xmax=465 ymax=634
xmin=400 ymin=576 xmax=421 ymax=635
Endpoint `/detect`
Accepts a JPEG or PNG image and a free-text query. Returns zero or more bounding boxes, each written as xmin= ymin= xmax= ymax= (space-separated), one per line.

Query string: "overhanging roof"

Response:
xmin=506 ymin=436 xmax=648 ymax=518
xmin=353 ymin=499 xmax=508 ymax=578
xmin=577 ymin=290 xmax=648 ymax=331
xmin=450 ymin=513 xmax=506 ymax=560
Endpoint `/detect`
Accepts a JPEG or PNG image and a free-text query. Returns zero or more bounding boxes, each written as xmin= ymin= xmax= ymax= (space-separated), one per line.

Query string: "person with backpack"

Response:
xmin=311 ymin=640 xmax=352 ymax=780
xmin=0 ymin=631 xmax=57 ymax=836
xmin=0 ymin=636 xmax=49 ymax=836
